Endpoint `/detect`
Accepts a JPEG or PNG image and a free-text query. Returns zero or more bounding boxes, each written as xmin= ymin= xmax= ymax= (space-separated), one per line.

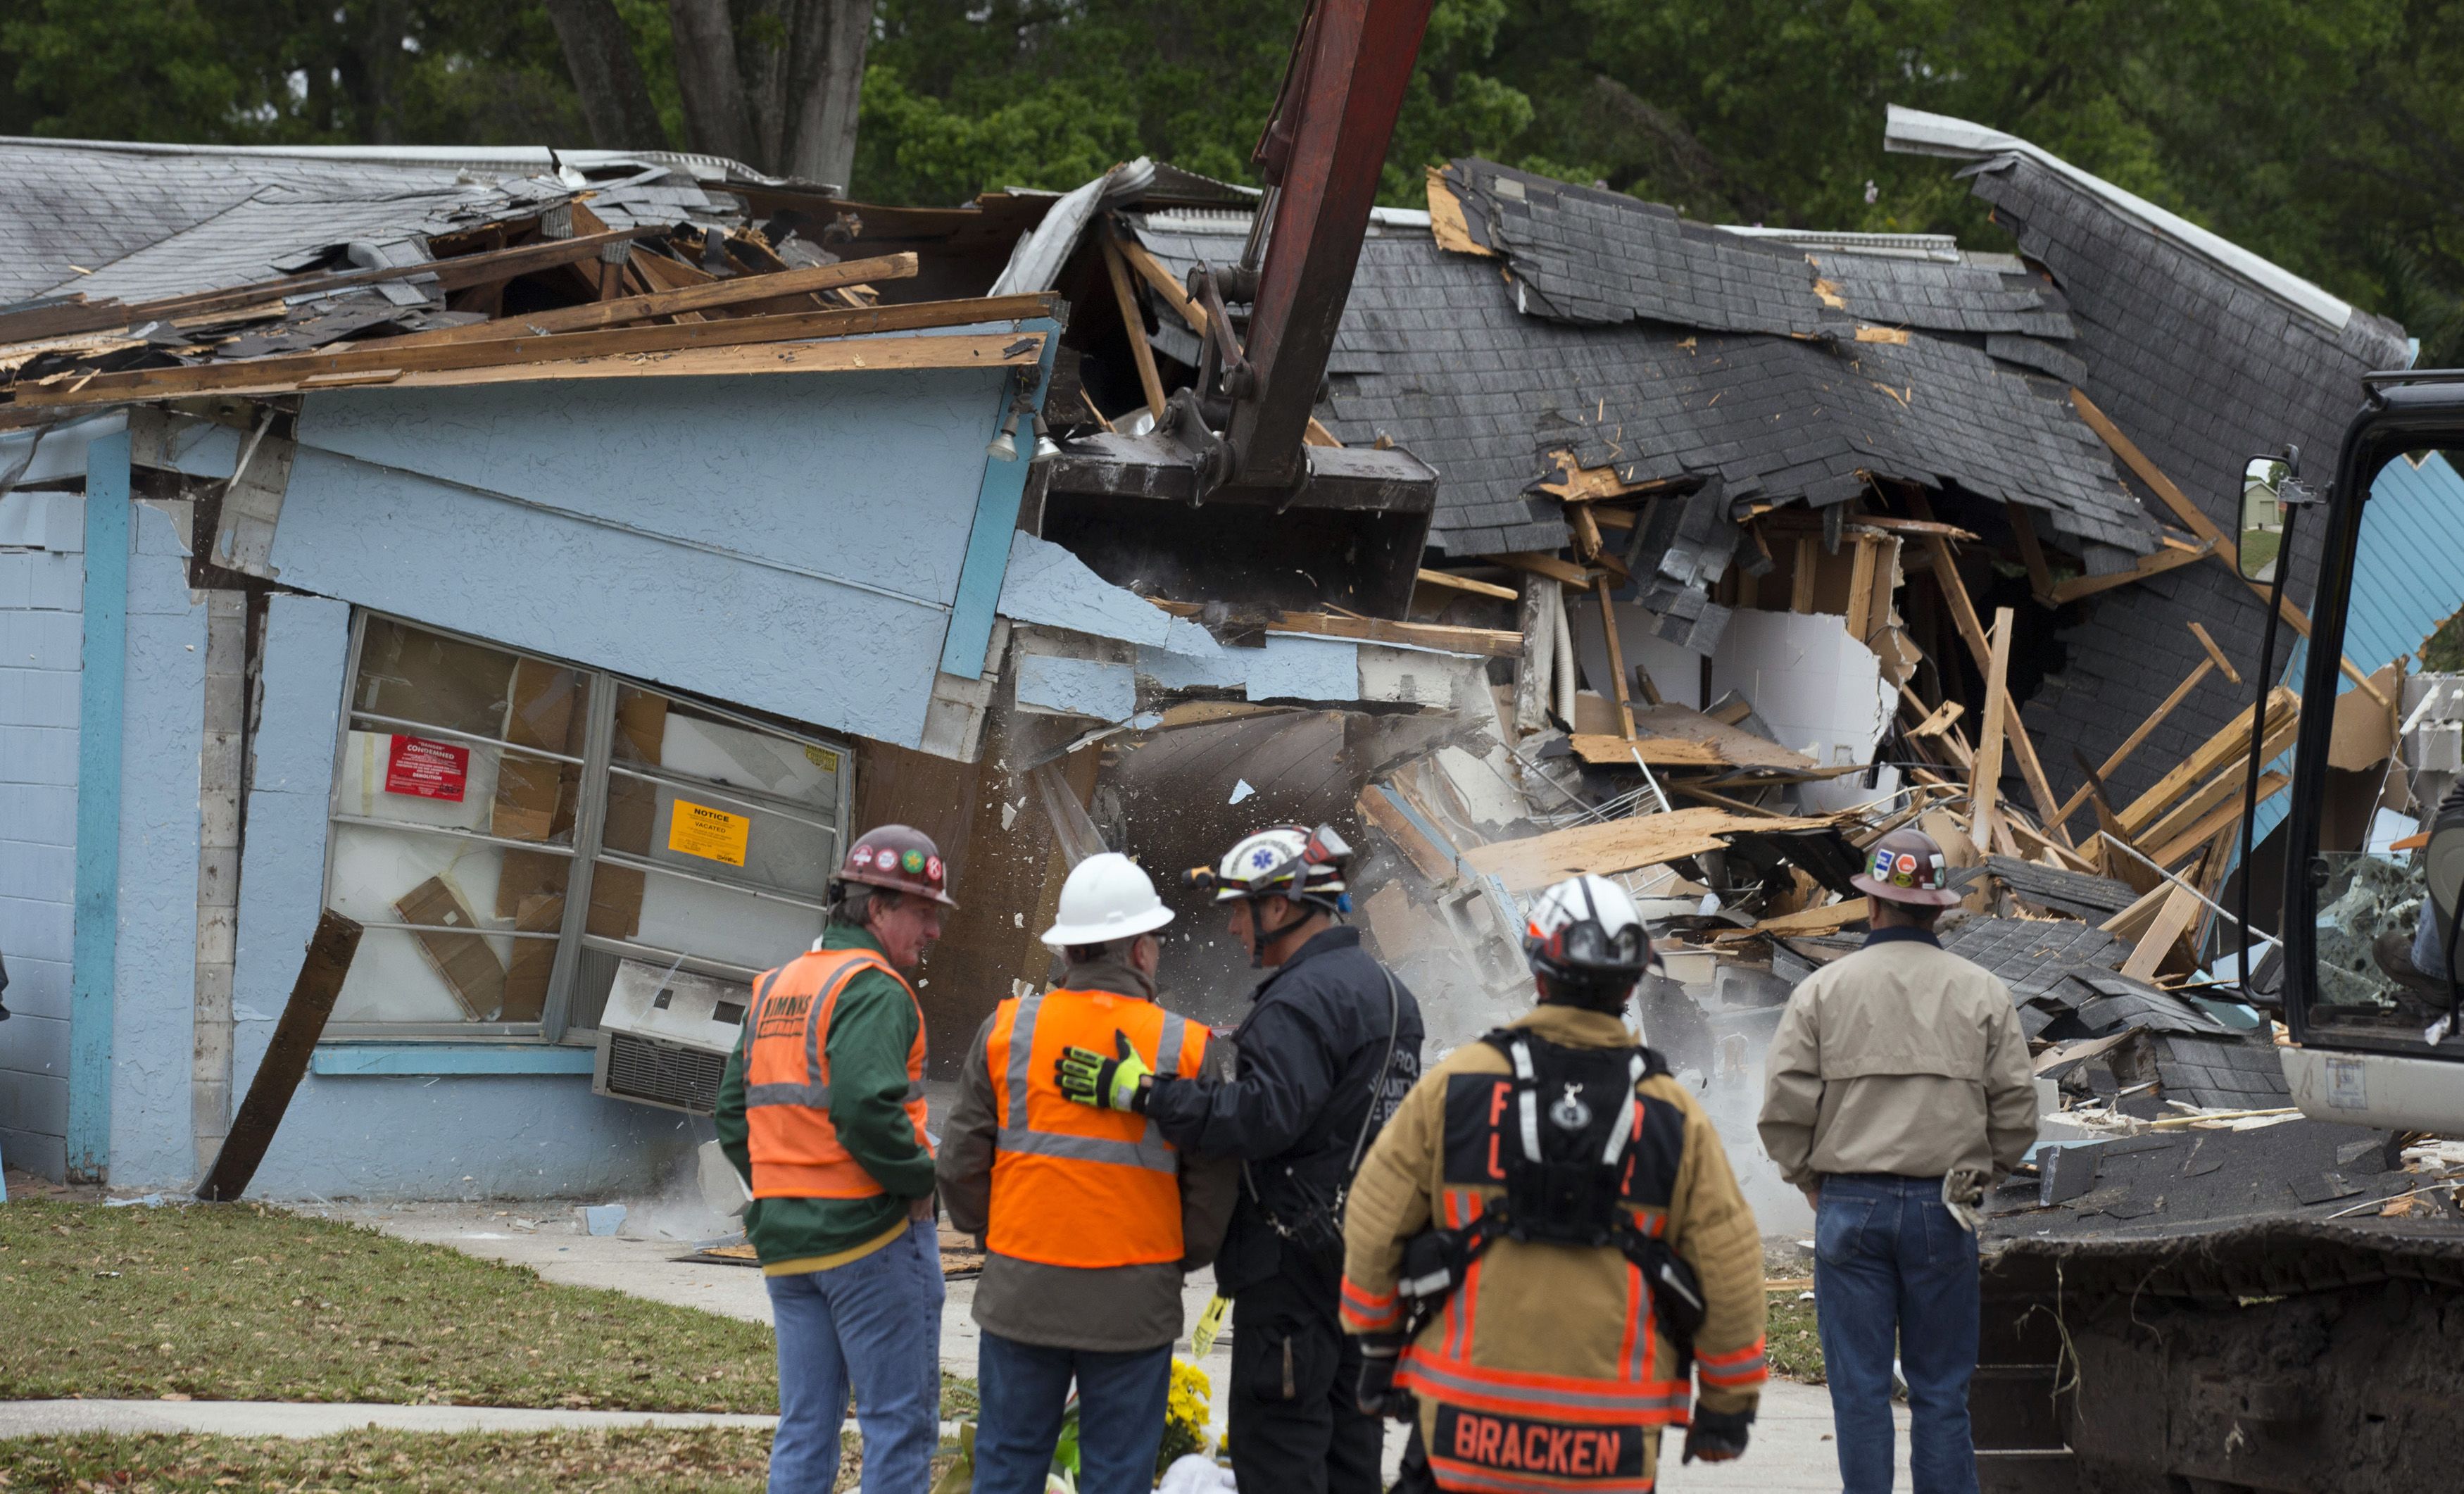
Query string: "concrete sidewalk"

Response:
xmin=0 ymin=1383 xmax=1902 ymax=1490
xmin=332 ymin=1202 xmax=1911 ymax=1486
xmin=0 ymin=1400 xmax=779 ymax=1440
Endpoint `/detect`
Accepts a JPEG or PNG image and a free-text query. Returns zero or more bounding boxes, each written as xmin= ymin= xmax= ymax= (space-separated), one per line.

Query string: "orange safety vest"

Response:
xmin=743 ymin=946 xmax=930 ymax=1200
xmin=983 ymin=987 xmax=1211 ymax=1269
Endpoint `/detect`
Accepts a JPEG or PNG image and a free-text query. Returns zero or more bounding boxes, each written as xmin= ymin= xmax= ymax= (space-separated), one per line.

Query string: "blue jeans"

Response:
xmin=1814 ymin=1174 xmax=1980 ymax=1494
xmin=973 ymin=1331 xmax=1172 ymax=1494
xmin=765 ymin=1217 xmax=946 ymax=1494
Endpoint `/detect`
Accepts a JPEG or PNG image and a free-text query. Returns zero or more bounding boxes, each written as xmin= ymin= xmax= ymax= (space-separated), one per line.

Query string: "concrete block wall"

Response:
xmin=106 ymin=501 xmax=205 ymax=1187
xmin=0 ymin=491 xmax=84 ymax=1178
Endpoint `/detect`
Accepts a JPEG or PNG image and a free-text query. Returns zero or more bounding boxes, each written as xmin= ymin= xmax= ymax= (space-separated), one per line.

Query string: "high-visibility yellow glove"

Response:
xmin=1055 ymin=1030 xmax=1152 ymax=1112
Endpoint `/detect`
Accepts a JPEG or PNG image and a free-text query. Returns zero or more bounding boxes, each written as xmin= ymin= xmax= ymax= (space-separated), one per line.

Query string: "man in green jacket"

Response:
xmin=717 ymin=824 xmax=953 ymax=1494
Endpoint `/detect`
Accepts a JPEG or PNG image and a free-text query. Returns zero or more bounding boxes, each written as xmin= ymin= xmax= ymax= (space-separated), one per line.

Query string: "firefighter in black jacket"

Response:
xmin=1057 ymin=823 xmax=1423 ymax=1494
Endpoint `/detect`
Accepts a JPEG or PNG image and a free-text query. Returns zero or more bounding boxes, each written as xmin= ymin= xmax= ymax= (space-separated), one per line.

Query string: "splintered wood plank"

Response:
xmin=2008 ymin=505 xmax=2056 ymax=601
xmin=2188 ymin=621 xmax=2242 ymax=685
xmin=1460 ymin=806 xmax=1834 ymax=893
xmin=1416 ymin=568 xmax=1519 ymax=601
xmin=2046 ymin=538 xmax=2215 ymax=605
xmin=1596 ymin=577 xmax=1637 ymax=739
xmin=2134 ymin=710 xmax=2303 ymax=852
xmin=2116 ymin=685 xmax=2298 ymax=836
xmin=1928 ymin=534 xmax=2066 ymax=843
xmin=2119 ymin=884 xmax=2204 ymax=981
xmin=377 ymin=252 xmax=920 ymax=347
xmin=1098 ymin=234 xmax=1167 ymax=420
xmin=196 ymin=910 xmax=363 ymax=1201
xmin=1115 ymin=232 xmax=1209 ymax=335
xmin=1752 ymin=900 xmax=1872 ymax=936
xmin=2068 ymin=388 xmax=2387 ymax=707
xmin=1146 ymin=598 xmax=1524 ymax=658
xmin=1846 ymin=532 xmax=1878 ymax=641
xmin=2052 ymin=653 xmax=2219 ymax=830
xmin=1970 ymin=606 xmax=2015 ymax=856
xmin=2147 ymin=772 xmax=2289 ymax=869
xmin=191 ymin=333 xmax=1043 ymax=395
xmin=18 ymin=294 xmax=1063 ymax=404
xmin=1569 ymin=704 xmax=1816 ymax=770
xmin=1486 ymin=551 xmax=1596 ymax=587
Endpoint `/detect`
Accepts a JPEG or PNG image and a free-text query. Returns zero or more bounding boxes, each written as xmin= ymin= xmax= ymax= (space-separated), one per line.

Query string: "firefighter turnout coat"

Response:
xmin=1341 ymin=1003 xmax=1767 ymax=1493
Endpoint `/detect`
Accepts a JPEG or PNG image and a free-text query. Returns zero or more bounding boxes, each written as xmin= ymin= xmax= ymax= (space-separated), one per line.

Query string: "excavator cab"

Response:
xmin=2256 ymin=372 xmax=2464 ymax=1131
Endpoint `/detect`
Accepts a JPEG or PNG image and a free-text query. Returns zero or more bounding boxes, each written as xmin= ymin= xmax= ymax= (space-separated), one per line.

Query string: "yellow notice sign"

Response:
xmin=668 ymin=798 xmax=750 ymax=866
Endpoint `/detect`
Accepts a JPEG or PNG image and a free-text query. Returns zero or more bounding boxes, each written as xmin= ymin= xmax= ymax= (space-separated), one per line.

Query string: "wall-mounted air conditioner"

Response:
xmin=592 ymin=959 xmax=750 ymax=1115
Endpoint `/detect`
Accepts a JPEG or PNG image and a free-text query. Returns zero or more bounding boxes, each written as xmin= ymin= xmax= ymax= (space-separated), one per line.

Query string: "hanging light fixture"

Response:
xmin=986 ymin=408 xmax=1020 ymax=461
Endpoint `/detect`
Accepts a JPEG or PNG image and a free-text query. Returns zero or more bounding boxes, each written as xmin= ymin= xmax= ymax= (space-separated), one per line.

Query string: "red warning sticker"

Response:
xmin=386 ymin=734 xmax=470 ymax=801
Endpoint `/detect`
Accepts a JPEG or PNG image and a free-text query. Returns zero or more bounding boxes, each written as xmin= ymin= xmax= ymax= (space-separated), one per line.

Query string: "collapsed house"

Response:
xmin=2 ymin=106 xmax=2455 ymax=1207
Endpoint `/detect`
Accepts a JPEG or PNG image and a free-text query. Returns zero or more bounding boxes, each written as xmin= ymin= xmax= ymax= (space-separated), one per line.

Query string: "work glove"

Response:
xmin=1055 ymin=1030 xmax=1152 ymax=1112
xmin=1681 ymin=1405 xmax=1752 ymax=1464
xmin=1355 ymin=1333 xmax=1412 ymax=1419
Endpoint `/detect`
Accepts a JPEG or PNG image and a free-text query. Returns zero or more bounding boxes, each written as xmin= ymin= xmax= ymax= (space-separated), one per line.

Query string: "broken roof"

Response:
xmin=1887 ymin=111 xmax=2416 ymax=812
xmin=0 ymin=135 xmax=1071 ymax=415
xmin=1129 ymin=158 xmax=2161 ymax=558
xmin=0 ymin=137 xmax=741 ymax=308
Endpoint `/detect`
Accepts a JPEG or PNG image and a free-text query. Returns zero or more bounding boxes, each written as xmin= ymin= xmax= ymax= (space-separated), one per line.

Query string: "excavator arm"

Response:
xmin=1037 ymin=0 xmax=1442 ymax=620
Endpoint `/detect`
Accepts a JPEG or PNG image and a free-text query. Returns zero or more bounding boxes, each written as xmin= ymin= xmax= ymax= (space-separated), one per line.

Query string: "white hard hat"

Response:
xmin=1524 ymin=874 xmax=1653 ymax=984
xmin=1041 ymin=852 xmax=1175 ymax=950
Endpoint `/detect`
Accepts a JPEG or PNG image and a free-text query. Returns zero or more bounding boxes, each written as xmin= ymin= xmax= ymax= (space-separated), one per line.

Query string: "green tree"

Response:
xmin=0 ymin=0 xmax=583 ymax=146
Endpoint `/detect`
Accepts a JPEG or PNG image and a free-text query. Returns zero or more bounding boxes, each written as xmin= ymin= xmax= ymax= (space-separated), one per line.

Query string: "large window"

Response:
xmin=323 ymin=614 xmax=853 ymax=1041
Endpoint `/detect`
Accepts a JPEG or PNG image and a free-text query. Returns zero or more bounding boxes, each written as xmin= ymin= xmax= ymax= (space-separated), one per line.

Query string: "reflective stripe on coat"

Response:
xmin=743 ymin=946 xmax=929 ymax=1199
xmin=984 ymin=987 xmax=1211 ymax=1269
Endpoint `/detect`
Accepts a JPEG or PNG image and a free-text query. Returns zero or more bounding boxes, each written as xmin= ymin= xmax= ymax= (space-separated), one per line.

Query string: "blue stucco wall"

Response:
xmin=0 ymin=490 xmax=85 ymax=1179
xmin=105 ymin=503 xmax=206 ymax=1187
xmin=227 ymin=594 xmax=694 ymax=1200
xmin=281 ymin=369 xmax=1012 ymax=745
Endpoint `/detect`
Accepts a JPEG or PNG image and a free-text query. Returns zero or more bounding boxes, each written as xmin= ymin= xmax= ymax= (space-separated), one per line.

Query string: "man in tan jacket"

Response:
xmin=1343 ymin=874 xmax=1767 ymax=1494
xmin=1759 ymin=828 xmax=2037 ymax=1494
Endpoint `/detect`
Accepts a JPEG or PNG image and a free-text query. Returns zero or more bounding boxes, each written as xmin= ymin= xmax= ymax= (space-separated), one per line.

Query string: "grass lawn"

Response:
xmin=1766 ymin=1291 xmax=1823 ymax=1382
xmin=0 ymin=1427 xmax=958 ymax=1493
xmin=0 ymin=1200 xmax=778 ymax=1412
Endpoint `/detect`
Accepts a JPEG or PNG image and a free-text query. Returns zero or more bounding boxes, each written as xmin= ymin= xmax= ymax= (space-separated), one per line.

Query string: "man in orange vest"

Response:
xmin=716 ymin=824 xmax=954 ymax=1494
xmin=937 ymin=853 xmax=1238 ymax=1494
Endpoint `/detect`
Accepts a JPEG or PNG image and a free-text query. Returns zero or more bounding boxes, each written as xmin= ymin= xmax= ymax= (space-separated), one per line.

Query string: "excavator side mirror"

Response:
xmin=2239 ymin=456 xmax=2292 ymax=582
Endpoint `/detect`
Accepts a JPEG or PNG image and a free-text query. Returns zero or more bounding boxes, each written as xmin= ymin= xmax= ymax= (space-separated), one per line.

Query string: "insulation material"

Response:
xmin=1709 ymin=610 xmax=1897 ymax=812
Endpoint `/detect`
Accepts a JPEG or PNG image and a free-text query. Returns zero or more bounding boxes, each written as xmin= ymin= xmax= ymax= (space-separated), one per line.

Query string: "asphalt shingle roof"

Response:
xmin=0 ymin=142 xmax=591 ymax=309
xmin=1956 ymin=153 xmax=2415 ymax=809
xmin=1131 ymin=172 xmax=2162 ymax=558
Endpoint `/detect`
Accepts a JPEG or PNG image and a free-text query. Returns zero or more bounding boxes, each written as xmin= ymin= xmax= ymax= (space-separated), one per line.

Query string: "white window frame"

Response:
xmin=321 ymin=609 xmax=856 ymax=1043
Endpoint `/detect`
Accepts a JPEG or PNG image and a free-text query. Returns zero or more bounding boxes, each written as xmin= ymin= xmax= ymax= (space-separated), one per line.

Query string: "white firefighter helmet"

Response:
xmin=1524 ymin=874 xmax=1653 ymax=988
xmin=1190 ymin=823 xmax=1352 ymax=909
xmin=1040 ymin=852 xmax=1175 ymax=950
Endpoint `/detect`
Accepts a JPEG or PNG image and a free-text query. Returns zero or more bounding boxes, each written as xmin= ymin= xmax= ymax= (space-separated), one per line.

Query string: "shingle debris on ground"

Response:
xmin=1985 ymin=855 xmax=2140 ymax=922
